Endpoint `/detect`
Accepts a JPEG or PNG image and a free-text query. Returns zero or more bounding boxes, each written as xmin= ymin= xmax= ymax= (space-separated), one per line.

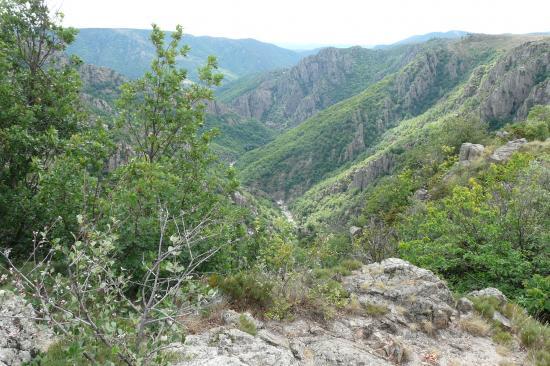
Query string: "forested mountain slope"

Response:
xmin=236 ymin=35 xmax=550 ymax=200
xmin=218 ymin=45 xmax=420 ymax=129
xmin=291 ymin=37 xmax=550 ymax=226
xmin=68 ymin=28 xmax=307 ymax=81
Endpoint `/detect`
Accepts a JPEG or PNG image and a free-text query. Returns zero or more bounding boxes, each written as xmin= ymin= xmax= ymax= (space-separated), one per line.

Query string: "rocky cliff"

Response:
xmin=478 ymin=40 xmax=550 ymax=124
xmin=222 ymin=45 xmax=419 ymax=129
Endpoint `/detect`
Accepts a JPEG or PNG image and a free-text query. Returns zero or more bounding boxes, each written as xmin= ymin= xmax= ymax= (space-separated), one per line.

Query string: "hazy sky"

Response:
xmin=49 ymin=0 xmax=550 ymax=48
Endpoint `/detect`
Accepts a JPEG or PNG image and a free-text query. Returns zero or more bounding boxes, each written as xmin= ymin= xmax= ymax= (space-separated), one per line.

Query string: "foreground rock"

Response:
xmin=459 ymin=143 xmax=485 ymax=164
xmin=172 ymin=259 xmax=526 ymax=366
xmin=489 ymin=138 xmax=527 ymax=162
xmin=0 ymin=291 xmax=53 ymax=366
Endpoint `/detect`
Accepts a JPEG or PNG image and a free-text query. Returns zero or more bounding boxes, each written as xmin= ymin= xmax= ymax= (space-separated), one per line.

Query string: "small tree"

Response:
xmin=2 ymin=208 xmax=230 ymax=365
xmin=0 ymin=0 xmax=82 ymax=250
xmin=116 ymin=24 xmax=222 ymax=163
xmin=354 ymin=218 xmax=397 ymax=262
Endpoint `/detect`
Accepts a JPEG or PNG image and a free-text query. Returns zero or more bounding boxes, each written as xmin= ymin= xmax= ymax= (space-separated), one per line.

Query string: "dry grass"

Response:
xmin=447 ymin=359 xmax=464 ymax=366
xmin=181 ymin=301 xmax=227 ymax=334
xmin=360 ymin=281 xmax=371 ymax=291
xmin=495 ymin=345 xmax=511 ymax=357
xmin=364 ymin=302 xmax=389 ymax=317
xmin=458 ymin=315 xmax=491 ymax=336
xmin=421 ymin=320 xmax=436 ymax=337
xmin=345 ymin=295 xmax=364 ymax=316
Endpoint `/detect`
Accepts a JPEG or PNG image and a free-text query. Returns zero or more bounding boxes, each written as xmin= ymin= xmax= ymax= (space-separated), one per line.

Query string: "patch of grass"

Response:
xmin=492 ymin=330 xmax=513 ymax=346
xmin=459 ymin=315 xmax=491 ymax=336
xmin=238 ymin=314 xmax=257 ymax=336
xmin=345 ymin=294 xmax=364 ymax=316
xmin=312 ymin=268 xmax=333 ymax=280
xmin=470 ymin=296 xmax=500 ymax=319
xmin=519 ymin=320 xmax=542 ymax=347
xmin=340 ymin=259 xmax=362 ymax=271
xmin=420 ymin=320 xmax=436 ymax=337
xmin=529 ymin=349 xmax=550 ymax=366
xmin=364 ymin=302 xmax=389 ymax=317
xmin=331 ymin=265 xmax=352 ymax=277
xmin=360 ymin=281 xmax=370 ymax=291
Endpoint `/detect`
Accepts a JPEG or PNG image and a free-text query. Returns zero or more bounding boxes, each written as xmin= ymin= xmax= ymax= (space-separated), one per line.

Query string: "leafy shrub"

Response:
xmin=521 ymin=275 xmax=550 ymax=321
xmin=265 ymin=297 xmax=293 ymax=321
xmin=218 ymin=272 xmax=273 ymax=310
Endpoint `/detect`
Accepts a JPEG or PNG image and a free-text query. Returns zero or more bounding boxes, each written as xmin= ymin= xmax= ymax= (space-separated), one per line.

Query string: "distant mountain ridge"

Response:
xmin=68 ymin=28 xmax=308 ymax=81
xmin=235 ymin=34 xmax=550 ymax=202
xmin=217 ymin=44 xmax=421 ymax=129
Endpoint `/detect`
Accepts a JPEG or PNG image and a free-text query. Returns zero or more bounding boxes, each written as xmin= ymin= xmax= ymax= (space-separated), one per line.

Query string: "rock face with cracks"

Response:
xmin=0 ymin=290 xmax=53 ymax=366
xmin=172 ymin=259 xmax=526 ymax=366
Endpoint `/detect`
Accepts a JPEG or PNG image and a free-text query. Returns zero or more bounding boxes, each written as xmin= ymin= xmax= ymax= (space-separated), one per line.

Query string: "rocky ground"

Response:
xmin=170 ymin=259 xmax=526 ymax=366
xmin=0 ymin=259 xmax=527 ymax=365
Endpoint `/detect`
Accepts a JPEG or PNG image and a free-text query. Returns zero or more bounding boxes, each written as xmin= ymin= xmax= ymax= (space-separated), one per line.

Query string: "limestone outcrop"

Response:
xmin=459 ymin=143 xmax=485 ymax=164
xmin=0 ymin=291 xmax=53 ymax=366
xmin=172 ymin=259 xmax=526 ymax=366
xmin=489 ymin=138 xmax=527 ymax=162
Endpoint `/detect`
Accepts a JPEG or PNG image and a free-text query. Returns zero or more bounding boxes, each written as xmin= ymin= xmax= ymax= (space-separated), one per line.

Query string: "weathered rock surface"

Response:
xmin=343 ymin=259 xmax=455 ymax=328
xmin=0 ymin=291 xmax=53 ymax=366
xmin=349 ymin=154 xmax=395 ymax=191
xmin=456 ymin=297 xmax=474 ymax=314
xmin=172 ymin=259 xmax=525 ymax=366
xmin=226 ymin=47 xmax=418 ymax=129
xmin=413 ymin=188 xmax=430 ymax=201
xmin=479 ymin=40 xmax=550 ymax=122
xmin=349 ymin=226 xmax=362 ymax=237
xmin=489 ymin=138 xmax=527 ymax=162
xmin=459 ymin=143 xmax=485 ymax=164
xmin=468 ymin=287 xmax=508 ymax=305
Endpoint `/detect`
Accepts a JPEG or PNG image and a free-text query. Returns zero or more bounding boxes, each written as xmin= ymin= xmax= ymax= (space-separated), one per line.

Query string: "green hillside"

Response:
xmin=236 ymin=35 xmax=534 ymax=199
xmin=68 ymin=28 xmax=307 ymax=81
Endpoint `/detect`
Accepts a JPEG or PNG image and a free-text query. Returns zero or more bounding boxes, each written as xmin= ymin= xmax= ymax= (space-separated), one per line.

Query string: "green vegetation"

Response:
xmin=0 ymin=1 xmax=548 ymax=364
xmin=67 ymin=28 xmax=305 ymax=81
xmin=206 ymin=114 xmax=277 ymax=161
xmin=236 ymin=37 xmax=502 ymax=199
xmin=238 ymin=315 xmax=258 ymax=336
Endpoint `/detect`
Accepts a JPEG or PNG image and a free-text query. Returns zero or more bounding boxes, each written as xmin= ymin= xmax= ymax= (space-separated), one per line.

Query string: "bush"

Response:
xmin=218 ymin=272 xmax=274 ymax=310
xmin=521 ymin=275 xmax=550 ymax=321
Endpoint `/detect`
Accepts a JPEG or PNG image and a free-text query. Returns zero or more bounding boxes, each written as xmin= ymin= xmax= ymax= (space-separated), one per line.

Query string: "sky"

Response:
xmin=49 ymin=0 xmax=550 ymax=48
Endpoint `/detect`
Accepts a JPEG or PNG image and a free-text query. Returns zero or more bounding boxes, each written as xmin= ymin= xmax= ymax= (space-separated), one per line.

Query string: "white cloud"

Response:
xmin=50 ymin=0 xmax=550 ymax=47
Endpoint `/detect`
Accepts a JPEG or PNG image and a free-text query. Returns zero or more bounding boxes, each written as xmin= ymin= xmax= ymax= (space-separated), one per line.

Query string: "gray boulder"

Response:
xmin=459 ymin=143 xmax=485 ymax=164
xmin=343 ymin=258 xmax=455 ymax=329
xmin=468 ymin=287 xmax=508 ymax=306
xmin=456 ymin=297 xmax=474 ymax=314
xmin=413 ymin=188 xmax=430 ymax=201
xmin=172 ymin=327 xmax=297 ymax=366
xmin=0 ymin=291 xmax=53 ymax=366
xmin=349 ymin=226 xmax=362 ymax=238
xmin=489 ymin=138 xmax=527 ymax=163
